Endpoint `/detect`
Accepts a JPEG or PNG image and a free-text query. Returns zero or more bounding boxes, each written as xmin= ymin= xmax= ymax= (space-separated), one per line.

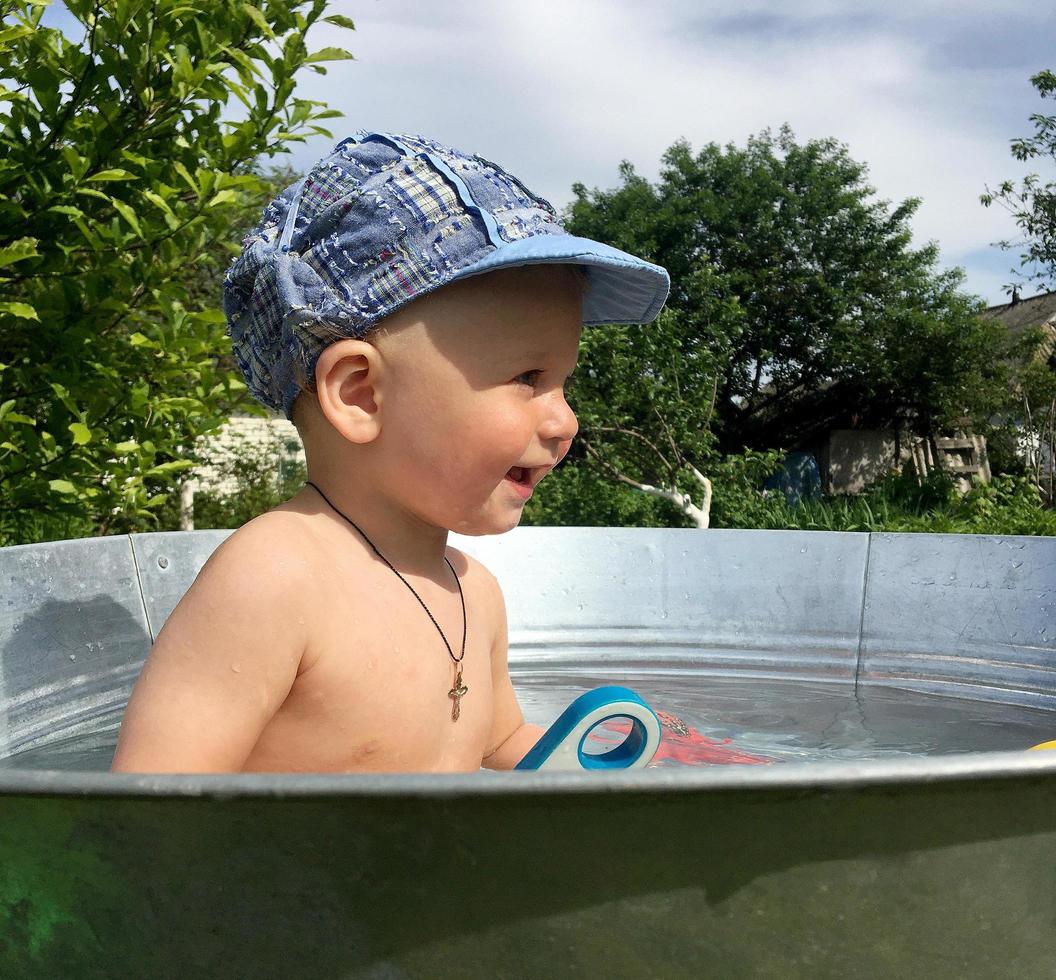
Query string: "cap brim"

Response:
xmin=448 ymin=234 xmax=670 ymax=325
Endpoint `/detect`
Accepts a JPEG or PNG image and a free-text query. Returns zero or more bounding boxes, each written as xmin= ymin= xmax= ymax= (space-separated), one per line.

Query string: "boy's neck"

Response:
xmin=295 ymin=477 xmax=451 ymax=581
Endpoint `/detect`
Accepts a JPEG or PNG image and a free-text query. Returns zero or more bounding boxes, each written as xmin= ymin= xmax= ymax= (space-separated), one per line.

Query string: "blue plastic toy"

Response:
xmin=515 ymin=686 xmax=662 ymax=771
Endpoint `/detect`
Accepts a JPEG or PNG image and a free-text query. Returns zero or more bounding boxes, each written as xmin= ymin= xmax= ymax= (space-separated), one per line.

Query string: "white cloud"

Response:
xmin=43 ymin=0 xmax=1052 ymax=303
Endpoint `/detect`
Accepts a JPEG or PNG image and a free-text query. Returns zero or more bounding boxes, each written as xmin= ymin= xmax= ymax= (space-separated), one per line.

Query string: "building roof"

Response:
xmin=981 ymin=289 xmax=1056 ymax=361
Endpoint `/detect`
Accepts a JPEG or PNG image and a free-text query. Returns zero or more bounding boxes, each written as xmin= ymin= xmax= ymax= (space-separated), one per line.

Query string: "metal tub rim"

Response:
xmin=3 ymin=748 xmax=1056 ymax=799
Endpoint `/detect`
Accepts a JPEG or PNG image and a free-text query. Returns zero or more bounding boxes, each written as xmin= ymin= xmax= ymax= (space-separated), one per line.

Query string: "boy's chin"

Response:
xmin=451 ymin=508 xmax=525 ymax=537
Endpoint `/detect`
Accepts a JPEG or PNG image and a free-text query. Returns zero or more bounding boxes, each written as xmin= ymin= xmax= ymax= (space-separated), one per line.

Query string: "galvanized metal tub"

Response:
xmin=1 ymin=527 xmax=1055 ymax=978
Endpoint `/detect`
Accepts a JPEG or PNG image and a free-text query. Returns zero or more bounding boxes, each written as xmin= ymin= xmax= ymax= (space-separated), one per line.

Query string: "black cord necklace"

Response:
xmin=305 ymin=480 xmax=469 ymax=721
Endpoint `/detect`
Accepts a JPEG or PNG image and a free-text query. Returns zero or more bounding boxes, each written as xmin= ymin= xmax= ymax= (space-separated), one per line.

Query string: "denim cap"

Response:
xmin=222 ymin=131 xmax=671 ymax=421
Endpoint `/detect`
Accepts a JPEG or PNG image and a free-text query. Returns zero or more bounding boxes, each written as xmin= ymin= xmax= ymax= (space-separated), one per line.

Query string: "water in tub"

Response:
xmin=4 ymin=659 xmax=1056 ymax=771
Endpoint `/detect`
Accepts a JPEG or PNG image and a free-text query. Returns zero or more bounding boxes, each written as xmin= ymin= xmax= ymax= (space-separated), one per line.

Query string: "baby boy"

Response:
xmin=111 ymin=131 xmax=668 ymax=773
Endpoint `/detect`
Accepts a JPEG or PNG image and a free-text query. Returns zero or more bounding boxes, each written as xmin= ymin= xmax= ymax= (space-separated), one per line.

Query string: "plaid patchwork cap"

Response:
xmin=222 ymin=131 xmax=671 ymax=420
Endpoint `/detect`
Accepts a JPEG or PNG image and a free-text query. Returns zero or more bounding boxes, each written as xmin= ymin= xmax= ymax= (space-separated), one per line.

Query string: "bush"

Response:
xmin=526 ymin=451 xmax=1055 ymax=536
xmin=716 ymin=467 xmax=1056 ymax=535
xmin=521 ymin=461 xmax=677 ymax=527
xmin=0 ymin=1 xmax=354 ymax=545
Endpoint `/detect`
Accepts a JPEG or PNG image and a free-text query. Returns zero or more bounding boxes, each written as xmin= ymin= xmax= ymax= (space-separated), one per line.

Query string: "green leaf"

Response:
xmin=190 ymin=308 xmax=227 ymax=324
xmin=0 ymin=83 xmax=30 ymax=104
xmin=205 ymin=188 xmax=236 ymax=208
xmin=68 ymin=422 xmax=92 ymax=445
xmin=0 ymin=237 xmax=40 ymax=269
xmin=321 ymin=14 xmax=356 ymax=30
xmin=0 ymin=24 xmax=35 ymax=44
xmin=48 ymin=479 xmax=77 ymax=495
xmin=87 ymin=169 xmax=138 ymax=182
xmin=111 ymin=198 xmax=144 ymax=237
xmin=219 ymin=74 xmax=253 ymax=112
xmin=241 ymin=2 xmax=276 ymax=40
xmin=172 ymin=160 xmax=200 ymax=199
xmin=144 ymin=460 xmax=198 ymax=475
xmin=4 ymin=413 xmax=36 ymax=426
xmin=141 ymin=188 xmax=176 ymax=218
xmin=0 ymin=302 xmax=38 ymax=320
xmin=303 ymin=46 xmax=355 ymax=65
xmin=119 ymin=147 xmax=151 ymax=169
xmin=219 ymin=43 xmax=263 ymax=83
xmin=0 ymin=399 xmax=15 ymax=423
xmin=47 ymin=204 xmax=86 ymax=219
xmin=113 ymin=440 xmax=139 ymax=453
xmin=74 ymin=187 xmax=115 ymax=202
xmin=49 ymin=382 xmax=80 ymax=416
xmin=60 ymin=144 xmax=88 ymax=180
xmin=71 ymin=216 xmax=103 ymax=249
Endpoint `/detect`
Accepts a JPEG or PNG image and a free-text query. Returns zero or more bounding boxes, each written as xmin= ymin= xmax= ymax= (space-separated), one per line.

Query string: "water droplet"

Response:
xmin=1012 ymin=561 xmax=1023 ymax=569
xmin=230 ymin=663 xmax=241 ymax=673
xmin=68 ymin=654 xmax=76 ymax=661
xmin=800 ymin=547 xmax=807 ymax=554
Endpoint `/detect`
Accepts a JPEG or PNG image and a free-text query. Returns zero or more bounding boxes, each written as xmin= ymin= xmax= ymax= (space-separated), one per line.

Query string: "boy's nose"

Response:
xmin=539 ymin=390 xmax=579 ymax=448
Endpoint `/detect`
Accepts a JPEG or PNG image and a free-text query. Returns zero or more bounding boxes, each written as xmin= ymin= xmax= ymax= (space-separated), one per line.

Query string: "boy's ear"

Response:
xmin=314 ymin=339 xmax=384 ymax=444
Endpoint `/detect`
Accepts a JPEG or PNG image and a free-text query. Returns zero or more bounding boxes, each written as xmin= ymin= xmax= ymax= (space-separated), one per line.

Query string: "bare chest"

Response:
xmin=242 ymin=557 xmax=494 ymax=773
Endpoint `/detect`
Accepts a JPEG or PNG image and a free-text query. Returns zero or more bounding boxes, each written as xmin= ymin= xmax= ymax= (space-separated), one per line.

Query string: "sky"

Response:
xmin=41 ymin=0 xmax=1056 ymax=307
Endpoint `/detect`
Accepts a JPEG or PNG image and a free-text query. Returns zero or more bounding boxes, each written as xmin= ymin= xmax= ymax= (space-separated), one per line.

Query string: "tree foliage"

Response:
xmin=982 ymin=69 xmax=1056 ymax=293
xmin=980 ymin=69 xmax=1056 ymax=505
xmin=565 ymin=125 xmax=1009 ymax=458
xmin=0 ymin=0 xmax=353 ymax=544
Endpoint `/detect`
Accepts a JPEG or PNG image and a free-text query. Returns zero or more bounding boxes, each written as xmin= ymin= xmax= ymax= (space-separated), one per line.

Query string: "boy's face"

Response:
xmin=374 ymin=265 xmax=583 ymax=535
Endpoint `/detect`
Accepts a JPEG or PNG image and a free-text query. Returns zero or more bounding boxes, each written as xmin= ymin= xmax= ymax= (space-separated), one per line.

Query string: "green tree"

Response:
xmin=554 ymin=263 xmax=747 ymax=528
xmin=566 ymin=125 xmax=1008 ymax=458
xmin=981 ymin=69 xmax=1056 ymax=504
xmin=0 ymin=0 xmax=354 ymax=545
xmin=981 ymin=69 xmax=1056 ymax=293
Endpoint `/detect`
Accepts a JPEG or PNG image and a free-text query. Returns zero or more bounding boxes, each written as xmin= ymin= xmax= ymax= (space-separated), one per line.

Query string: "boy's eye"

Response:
xmin=513 ymin=370 xmax=542 ymax=387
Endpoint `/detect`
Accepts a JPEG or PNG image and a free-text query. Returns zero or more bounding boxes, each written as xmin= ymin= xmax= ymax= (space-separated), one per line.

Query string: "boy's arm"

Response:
xmin=110 ymin=522 xmax=310 ymax=773
xmin=480 ymin=569 xmax=544 ymax=770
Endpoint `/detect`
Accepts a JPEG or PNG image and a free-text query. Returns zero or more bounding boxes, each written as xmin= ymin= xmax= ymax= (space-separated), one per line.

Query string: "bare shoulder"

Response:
xmin=199 ymin=509 xmax=318 ymax=594
xmin=172 ymin=510 xmax=319 ymax=666
xmin=445 ymin=545 xmax=505 ymax=650
xmin=444 ymin=545 xmax=500 ymax=596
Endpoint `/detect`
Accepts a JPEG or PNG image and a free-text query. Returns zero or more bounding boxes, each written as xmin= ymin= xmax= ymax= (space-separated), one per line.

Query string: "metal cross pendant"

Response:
xmin=448 ymin=663 xmax=468 ymax=721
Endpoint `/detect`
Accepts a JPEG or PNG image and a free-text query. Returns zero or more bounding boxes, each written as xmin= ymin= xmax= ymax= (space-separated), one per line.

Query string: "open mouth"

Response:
xmin=505 ymin=466 xmax=532 ymax=487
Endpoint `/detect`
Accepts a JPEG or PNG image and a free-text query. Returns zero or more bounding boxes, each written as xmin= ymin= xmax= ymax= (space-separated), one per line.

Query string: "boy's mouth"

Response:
xmin=505 ymin=466 xmax=533 ymax=487
xmin=504 ymin=464 xmax=550 ymax=495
